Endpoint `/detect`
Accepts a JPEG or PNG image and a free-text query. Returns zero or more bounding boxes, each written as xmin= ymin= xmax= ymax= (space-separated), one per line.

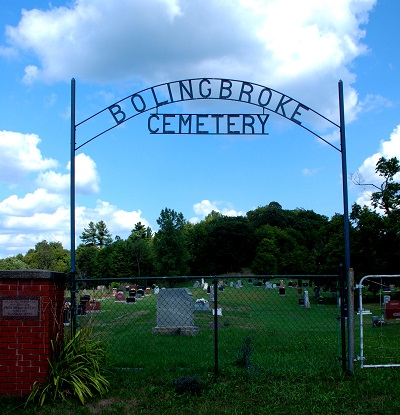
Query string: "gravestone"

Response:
xmin=152 ymin=288 xmax=198 ymax=335
xmin=154 ymin=286 xmax=160 ymax=294
xmin=193 ymin=280 xmax=200 ymax=288
xmin=230 ymin=281 xmax=234 ymax=288
xmin=209 ymin=285 xmax=215 ymax=301
xmin=265 ymin=281 xmax=273 ymax=289
xmin=86 ymin=300 xmax=101 ymax=313
xmin=304 ymin=290 xmax=311 ymax=308
xmin=194 ymin=298 xmax=210 ymax=312
xmin=114 ymin=291 xmax=126 ymax=302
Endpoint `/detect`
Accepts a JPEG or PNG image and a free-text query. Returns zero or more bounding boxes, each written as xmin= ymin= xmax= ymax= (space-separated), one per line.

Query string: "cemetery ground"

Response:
xmin=2 ymin=280 xmax=400 ymax=414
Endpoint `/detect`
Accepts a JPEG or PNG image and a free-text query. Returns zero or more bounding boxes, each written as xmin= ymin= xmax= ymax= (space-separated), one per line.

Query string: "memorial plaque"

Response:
xmin=0 ymin=296 xmax=40 ymax=320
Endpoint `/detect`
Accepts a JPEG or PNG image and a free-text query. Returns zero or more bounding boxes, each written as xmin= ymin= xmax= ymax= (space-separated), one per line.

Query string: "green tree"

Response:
xmin=153 ymin=208 xmax=190 ymax=276
xmin=76 ymin=244 xmax=98 ymax=278
xmin=203 ymin=214 xmax=255 ymax=274
xmin=0 ymin=255 xmax=30 ymax=270
xmin=80 ymin=220 xmax=113 ymax=248
xmin=126 ymin=222 xmax=154 ymax=276
xmin=23 ymin=241 xmax=70 ymax=272
xmin=370 ymin=156 xmax=400 ymax=215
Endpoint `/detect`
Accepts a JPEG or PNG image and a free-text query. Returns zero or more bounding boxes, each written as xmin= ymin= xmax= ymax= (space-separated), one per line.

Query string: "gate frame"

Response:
xmin=357 ymin=274 xmax=400 ymax=368
xmin=69 ymin=78 xmax=353 ymax=372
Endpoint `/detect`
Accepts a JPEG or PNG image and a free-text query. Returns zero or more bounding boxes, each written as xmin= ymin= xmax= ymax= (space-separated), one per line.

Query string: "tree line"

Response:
xmin=1 ymin=157 xmax=399 ymax=280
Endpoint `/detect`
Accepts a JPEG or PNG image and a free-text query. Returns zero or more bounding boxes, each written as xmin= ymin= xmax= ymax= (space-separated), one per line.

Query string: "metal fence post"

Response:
xmin=213 ymin=276 xmax=218 ymax=380
xmin=347 ymin=268 xmax=355 ymax=374
xmin=339 ymin=264 xmax=347 ymax=372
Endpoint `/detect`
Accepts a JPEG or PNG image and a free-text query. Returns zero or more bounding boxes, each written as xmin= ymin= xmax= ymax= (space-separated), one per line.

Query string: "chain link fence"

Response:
xmin=65 ymin=275 xmax=343 ymax=377
xmin=357 ymin=275 xmax=400 ymax=368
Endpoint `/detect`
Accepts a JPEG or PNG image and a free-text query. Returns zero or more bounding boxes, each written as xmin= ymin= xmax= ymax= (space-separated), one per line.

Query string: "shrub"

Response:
xmin=26 ymin=328 xmax=110 ymax=406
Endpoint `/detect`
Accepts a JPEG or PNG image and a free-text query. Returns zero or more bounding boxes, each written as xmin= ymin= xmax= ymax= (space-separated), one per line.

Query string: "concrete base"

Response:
xmin=152 ymin=326 xmax=199 ymax=336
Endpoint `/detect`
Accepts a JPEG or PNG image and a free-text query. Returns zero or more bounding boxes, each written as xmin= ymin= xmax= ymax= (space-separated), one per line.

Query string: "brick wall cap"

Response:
xmin=0 ymin=270 xmax=67 ymax=281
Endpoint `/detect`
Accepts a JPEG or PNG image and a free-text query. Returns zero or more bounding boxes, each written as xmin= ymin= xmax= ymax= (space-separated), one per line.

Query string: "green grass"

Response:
xmin=2 ymin=280 xmax=400 ymax=414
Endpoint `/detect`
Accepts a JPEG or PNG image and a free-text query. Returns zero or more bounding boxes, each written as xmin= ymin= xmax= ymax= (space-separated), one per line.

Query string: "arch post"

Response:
xmin=70 ymin=78 xmax=77 ymax=335
xmin=338 ymin=80 xmax=353 ymax=374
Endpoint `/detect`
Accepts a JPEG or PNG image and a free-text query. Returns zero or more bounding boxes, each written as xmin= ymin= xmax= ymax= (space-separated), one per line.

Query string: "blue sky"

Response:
xmin=0 ymin=0 xmax=399 ymax=259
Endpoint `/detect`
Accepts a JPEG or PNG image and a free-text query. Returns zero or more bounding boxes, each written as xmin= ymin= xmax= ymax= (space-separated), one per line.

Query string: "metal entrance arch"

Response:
xmin=69 ymin=77 xmax=353 ymax=371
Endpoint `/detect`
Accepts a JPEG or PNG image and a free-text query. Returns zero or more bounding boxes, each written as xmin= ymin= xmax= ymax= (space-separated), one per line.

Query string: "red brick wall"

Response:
xmin=0 ymin=270 xmax=66 ymax=396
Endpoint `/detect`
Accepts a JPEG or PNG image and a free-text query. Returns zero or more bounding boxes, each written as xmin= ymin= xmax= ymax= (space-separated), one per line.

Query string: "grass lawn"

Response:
xmin=2 ymin=279 xmax=400 ymax=414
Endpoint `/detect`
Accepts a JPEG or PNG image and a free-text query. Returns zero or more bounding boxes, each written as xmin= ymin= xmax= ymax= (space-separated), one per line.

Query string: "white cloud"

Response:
xmin=37 ymin=153 xmax=100 ymax=194
xmin=0 ymin=189 xmax=64 ymax=216
xmin=355 ymin=124 xmax=400 ymax=207
xmin=3 ymin=0 xmax=377 ymax=122
xmin=22 ymin=64 xmax=40 ymax=84
xmin=302 ymin=167 xmax=319 ymax=176
xmin=0 ymin=196 xmax=151 ymax=258
xmin=191 ymin=199 xmax=245 ymax=223
xmin=193 ymin=199 xmax=220 ymax=216
xmin=0 ymin=131 xmax=58 ymax=183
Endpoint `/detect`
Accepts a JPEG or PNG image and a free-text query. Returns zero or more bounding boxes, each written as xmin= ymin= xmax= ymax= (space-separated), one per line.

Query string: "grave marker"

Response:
xmin=153 ymin=288 xmax=198 ymax=335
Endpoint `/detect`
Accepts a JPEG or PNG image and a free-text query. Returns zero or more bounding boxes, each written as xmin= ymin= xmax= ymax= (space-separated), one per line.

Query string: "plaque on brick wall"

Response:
xmin=0 ymin=296 xmax=40 ymax=320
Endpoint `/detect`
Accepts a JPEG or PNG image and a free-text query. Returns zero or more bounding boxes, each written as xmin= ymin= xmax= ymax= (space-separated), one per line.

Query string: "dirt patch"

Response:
xmin=87 ymin=397 xmax=139 ymax=414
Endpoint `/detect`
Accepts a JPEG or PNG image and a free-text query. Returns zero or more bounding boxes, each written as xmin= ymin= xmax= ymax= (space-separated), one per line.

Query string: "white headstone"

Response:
xmin=304 ymin=290 xmax=311 ymax=308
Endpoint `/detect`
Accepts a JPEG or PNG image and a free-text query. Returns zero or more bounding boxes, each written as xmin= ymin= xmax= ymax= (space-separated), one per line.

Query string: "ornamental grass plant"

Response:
xmin=25 ymin=328 xmax=110 ymax=407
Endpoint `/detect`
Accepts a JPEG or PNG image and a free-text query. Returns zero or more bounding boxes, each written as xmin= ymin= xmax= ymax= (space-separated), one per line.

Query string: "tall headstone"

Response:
xmin=152 ymin=288 xmax=198 ymax=335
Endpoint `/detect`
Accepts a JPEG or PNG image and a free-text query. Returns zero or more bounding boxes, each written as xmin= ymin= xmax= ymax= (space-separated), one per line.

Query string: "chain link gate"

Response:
xmin=65 ymin=275 xmax=343 ymax=377
xmin=357 ymin=275 xmax=400 ymax=368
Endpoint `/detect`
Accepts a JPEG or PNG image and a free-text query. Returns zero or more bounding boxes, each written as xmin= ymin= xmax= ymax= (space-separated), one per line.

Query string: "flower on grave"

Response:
xmin=196 ymin=298 xmax=209 ymax=304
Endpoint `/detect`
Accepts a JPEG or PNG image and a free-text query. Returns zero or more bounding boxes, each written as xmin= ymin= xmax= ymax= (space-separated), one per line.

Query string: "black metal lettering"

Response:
xmin=179 ymin=80 xmax=194 ymax=100
xmin=151 ymin=87 xmax=169 ymax=107
xmin=131 ymin=93 xmax=146 ymax=112
xmin=239 ymin=82 xmax=254 ymax=103
xmin=274 ymin=95 xmax=293 ymax=118
xmin=211 ymin=114 xmax=224 ymax=134
xmin=196 ymin=115 xmax=209 ymax=134
xmin=242 ymin=115 xmax=255 ymax=134
xmin=163 ymin=114 xmax=175 ymax=134
xmin=199 ymin=78 xmax=212 ymax=98
xmin=219 ymin=79 xmax=233 ymax=99
xmin=108 ymin=104 xmax=126 ymax=125
xmin=179 ymin=115 xmax=192 ymax=133
xmin=290 ymin=103 xmax=309 ymax=125
xmin=167 ymin=82 xmax=174 ymax=103
xmin=227 ymin=114 xmax=240 ymax=134
xmin=148 ymin=114 xmax=160 ymax=133
xmin=258 ymin=88 xmax=272 ymax=107
xmin=257 ymin=114 xmax=270 ymax=134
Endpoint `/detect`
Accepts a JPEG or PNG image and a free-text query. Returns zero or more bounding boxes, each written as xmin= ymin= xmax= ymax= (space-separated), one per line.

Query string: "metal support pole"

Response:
xmin=339 ymin=264 xmax=347 ymax=371
xmin=338 ymin=80 xmax=353 ymax=374
xmin=70 ymin=78 xmax=77 ymax=335
xmin=213 ymin=276 xmax=218 ymax=380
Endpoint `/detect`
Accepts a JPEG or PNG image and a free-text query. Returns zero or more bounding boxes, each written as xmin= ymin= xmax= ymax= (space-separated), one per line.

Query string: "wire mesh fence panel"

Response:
xmin=357 ymin=275 xmax=400 ymax=368
xmin=212 ymin=277 xmax=341 ymax=374
xmin=67 ymin=275 xmax=342 ymax=375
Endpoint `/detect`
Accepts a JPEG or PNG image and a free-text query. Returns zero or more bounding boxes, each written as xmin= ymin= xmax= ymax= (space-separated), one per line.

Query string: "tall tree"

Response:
xmin=153 ymin=208 xmax=190 ymax=276
xmin=80 ymin=220 xmax=113 ymax=248
xmin=23 ymin=241 xmax=70 ymax=272
xmin=127 ymin=222 xmax=154 ymax=276
xmin=370 ymin=156 xmax=400 ymax=215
